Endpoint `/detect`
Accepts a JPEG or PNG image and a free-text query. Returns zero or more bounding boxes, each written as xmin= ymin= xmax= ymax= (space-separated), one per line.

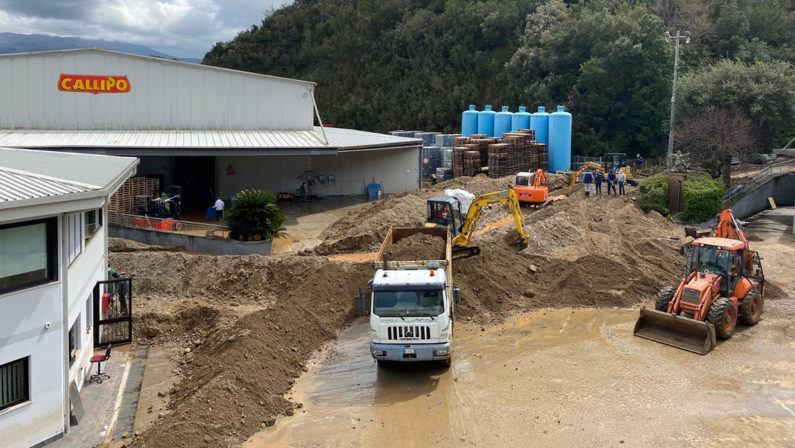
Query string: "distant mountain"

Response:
xmin=0 ymin=33 xmax=199 ymax=63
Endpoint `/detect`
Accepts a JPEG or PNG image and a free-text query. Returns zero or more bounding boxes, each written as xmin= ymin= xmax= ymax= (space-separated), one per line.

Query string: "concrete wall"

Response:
xmin=0 ymin=49 xmax=314 ymax=130
xmin=110 ymin=226 xmax=272 ymax=256
xmin=0 ymin=275 xmax=64 ymax=448
xmin=731 ymin=173 xmax=795 ymax=219
xmin=216 ymin=148 xmax=420 ymax=199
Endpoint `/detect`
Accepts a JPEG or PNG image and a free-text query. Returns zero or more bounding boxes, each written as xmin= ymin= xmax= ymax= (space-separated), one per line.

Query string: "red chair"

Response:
xmin=89 ymin=344 xmax=112 ymax=384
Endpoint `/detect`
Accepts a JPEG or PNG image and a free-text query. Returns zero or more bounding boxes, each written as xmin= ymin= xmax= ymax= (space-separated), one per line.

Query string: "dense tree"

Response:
xmin=203 ymin=0 xmax=795 ymax=158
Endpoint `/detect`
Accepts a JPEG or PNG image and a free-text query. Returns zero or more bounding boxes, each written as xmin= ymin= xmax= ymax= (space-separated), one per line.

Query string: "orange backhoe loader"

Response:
xmin=513 ymin=169 xmax=548 ymax=205
xmin=634 ymin=209 xmax=765 ymax=354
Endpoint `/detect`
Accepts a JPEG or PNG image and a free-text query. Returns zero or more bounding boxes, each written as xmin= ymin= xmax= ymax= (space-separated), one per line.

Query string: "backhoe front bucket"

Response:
xmin=633 ymin=308 xmax=717 ymax=355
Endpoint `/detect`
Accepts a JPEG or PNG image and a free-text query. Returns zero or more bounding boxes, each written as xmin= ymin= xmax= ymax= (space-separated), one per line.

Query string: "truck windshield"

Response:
xmin=373 ymin=290 xmax=444 ymax=317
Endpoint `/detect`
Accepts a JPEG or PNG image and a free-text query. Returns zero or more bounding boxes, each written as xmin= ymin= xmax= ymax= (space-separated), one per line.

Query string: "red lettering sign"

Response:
xmin=58 ymin=74 xmax=131 ymax=94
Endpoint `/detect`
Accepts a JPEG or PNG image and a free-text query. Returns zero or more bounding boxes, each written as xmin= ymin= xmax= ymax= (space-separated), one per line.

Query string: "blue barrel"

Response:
xmin=548 ymin=105 xmax=572 ymax=173
xmin=478 ymin=105 xmax=496 ymax=137
xmin=461 ymin=105 xmax=479 ymax=137
xmin=531 ymin=106 xmax=550 ymax=144
xmin=511 ymin=105 xmax=531 ymax=131
xmin=494 ymin=106 xmax=512 ymax=138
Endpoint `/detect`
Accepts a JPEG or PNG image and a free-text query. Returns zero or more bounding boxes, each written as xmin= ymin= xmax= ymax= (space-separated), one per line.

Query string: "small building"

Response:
xmin=0 ymin=147 xmax=138 ymax=448
xmin=0 ymin=49 xmax=421 ymax=212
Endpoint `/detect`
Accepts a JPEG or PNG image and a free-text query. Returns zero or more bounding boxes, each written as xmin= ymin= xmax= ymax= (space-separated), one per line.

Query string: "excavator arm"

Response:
xmin=533 ymin=169 xmax=547 ymax=188
xmin=565 ymin=162 xmax=604 ymax=196
xmin=714 ymin=209 xmax=749 ymax=248
xmin=452 ymin=189 xmax=529 ymax=258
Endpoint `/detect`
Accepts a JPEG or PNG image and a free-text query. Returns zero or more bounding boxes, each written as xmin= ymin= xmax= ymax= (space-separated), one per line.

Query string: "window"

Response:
xmin=67 ymin=213 xmax=83 ymax=265
xmin=68 ymin=319 xmax=80 ymax=366
xmin=84 ymin=209 xmax=102 ymax=243
xmin=0 ymin=218 xmax=57 ymax=294
xmin=0 ymin=357 xmax=29 ymax=411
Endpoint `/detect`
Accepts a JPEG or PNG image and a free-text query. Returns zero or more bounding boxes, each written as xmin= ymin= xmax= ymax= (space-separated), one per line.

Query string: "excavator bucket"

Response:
xmin=633 ymin=308 xmax=717 ymax=355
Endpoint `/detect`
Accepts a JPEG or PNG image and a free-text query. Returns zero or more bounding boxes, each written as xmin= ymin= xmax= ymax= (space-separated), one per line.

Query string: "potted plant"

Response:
xmin=226 ymin=190 xmax=286 ymax=241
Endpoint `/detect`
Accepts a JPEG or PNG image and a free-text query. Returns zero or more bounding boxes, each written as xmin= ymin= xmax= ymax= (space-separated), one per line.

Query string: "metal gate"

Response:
xmin=93 ymin=277 xmax=133 ymax=346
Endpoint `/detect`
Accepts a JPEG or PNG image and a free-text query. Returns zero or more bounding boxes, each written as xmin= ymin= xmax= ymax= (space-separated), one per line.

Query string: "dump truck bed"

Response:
xmin=373 ymin=226 xmax=452 ymax=270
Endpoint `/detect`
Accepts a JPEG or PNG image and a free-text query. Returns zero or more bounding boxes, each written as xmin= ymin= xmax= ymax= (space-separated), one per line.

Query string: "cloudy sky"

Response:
xmin=0 ymin=0 xmax=290 ymax=57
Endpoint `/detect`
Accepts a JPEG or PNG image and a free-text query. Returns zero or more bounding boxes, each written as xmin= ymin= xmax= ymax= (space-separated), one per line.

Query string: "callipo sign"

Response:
xmin=58 ymin=74 xmax=131 ymax=94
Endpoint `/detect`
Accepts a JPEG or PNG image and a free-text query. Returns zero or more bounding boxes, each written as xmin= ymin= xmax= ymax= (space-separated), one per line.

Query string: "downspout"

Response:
xmin=60 ymin=215 xmax=70 ymax=434
xmin=309 ymin=87 xmax=329 ymax=146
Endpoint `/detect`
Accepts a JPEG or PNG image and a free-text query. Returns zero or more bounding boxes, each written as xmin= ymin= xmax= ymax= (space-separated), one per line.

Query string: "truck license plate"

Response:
xmin=403 ymin=348 xmax=415 ymax=355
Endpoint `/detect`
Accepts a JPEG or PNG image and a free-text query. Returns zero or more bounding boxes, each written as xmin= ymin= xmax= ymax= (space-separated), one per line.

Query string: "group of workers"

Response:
xmin=581 ymin=154 xmax=643 ymax=198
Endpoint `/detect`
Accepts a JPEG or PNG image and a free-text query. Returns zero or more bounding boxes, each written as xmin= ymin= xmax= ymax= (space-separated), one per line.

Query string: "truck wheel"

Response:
xmin=738 ymin=288 xmax=763 ymax=326
xmin=655 ymin=286 xmax=675 ymax=311
xmin=440 ymin=358 xmax=451 ymax=368
xmin=376 ymin=360 xmax=387 ymax=368
xmin=708 ymin=298 xmax=737 ymax=340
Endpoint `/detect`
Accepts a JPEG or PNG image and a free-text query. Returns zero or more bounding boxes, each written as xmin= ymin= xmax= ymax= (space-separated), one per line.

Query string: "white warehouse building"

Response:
xmin=0 ymin=49 xmax=421 ymax=211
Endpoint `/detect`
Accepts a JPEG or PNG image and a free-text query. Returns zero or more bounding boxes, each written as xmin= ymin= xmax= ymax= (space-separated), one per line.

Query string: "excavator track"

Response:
xmin=452 ymin=245 xmax=481 ymax=259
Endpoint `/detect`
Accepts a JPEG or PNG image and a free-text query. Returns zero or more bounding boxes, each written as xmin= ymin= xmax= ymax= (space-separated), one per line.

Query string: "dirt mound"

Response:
xmin=315 ymin=174 xmax=530 ymax=254
xmin=383 ymin=233 xmax=445 ymax=261
xmin=119 ymin=252 xmax=373 ymax=448
xmin=109 ymin=237 xmax=181 ymax=253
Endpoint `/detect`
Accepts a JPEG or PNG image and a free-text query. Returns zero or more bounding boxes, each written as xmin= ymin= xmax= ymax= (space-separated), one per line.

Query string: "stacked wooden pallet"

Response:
xmin=109 ymin=177 xmax=160 ymax=218
xmin=462 ymin=150 xmax=482 ymax=176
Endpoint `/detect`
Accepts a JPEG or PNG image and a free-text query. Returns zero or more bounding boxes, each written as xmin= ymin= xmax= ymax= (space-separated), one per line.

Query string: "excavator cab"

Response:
xmin=513 ymin=170 xmax=549 ymax=205
xmin=426 ymin=196 xmax=463 ymax=236
xmin=604 ymin=153 xmax=628 ymax=170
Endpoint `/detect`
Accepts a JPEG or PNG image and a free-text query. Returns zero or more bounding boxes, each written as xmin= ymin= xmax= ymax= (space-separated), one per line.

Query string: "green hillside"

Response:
xmin=204 ymin=0 xmax=794 ymax=157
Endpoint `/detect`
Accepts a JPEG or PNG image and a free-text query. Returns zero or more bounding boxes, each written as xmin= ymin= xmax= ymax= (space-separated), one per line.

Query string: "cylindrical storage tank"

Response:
xmin=477 ymin=105 xmax=496 ymax=138
xmin=511 ymin=105 xmax=531 ymax=132
xmin=531 ymin=106 xmax=550 ymax=144
xmin=494 ymin=106 xmax=513 ymax=138
xmin=461 ymin=105 xmax=479 ymax=137
xmin=548 ymin=105 xmax=572 ymax=173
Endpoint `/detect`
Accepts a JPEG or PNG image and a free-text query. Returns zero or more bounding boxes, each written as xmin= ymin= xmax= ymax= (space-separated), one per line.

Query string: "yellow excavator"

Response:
xmin=565 ymin=161 xmax=637 ymax=196
xmin=426 ymin=189 xmax=529 ymax=259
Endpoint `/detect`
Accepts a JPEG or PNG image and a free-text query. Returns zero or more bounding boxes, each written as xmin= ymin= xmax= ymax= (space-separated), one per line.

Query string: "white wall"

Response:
xmin=216 ymin=148 xmax=420 ymax=198
xmin=66 ymin=225 xmax=106 ymax=387
xmin=0 ymin=50 xmax=314 ymax=130
xmin=0 ymin=283 xmax=64 ymax=448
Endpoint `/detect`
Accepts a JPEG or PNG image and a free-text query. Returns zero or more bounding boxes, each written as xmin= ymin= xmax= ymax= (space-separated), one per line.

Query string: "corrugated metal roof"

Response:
xmin=0 ymin=147 xmax=138 ymax=209
xmin=0 ymin=167 xmax=97 ymax=202
xmin=0 ymin=127 xmax=421 ymax=152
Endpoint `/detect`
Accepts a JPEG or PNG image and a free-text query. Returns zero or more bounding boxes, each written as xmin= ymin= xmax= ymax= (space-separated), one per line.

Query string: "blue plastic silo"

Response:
xmin=478 ymin=105 xmax=496 ymax=137
xmin=531 ymin=106 xmax=549 ymax=144
xmin=494 ymin=106 xmax=512 ymax=138
xmin=461 ymin=105 xmax=479 ymax=137
xmin=548 ymin=105 xmax=572 ymax=173
xmin=511 ymin=106 xmax=531 ymax=132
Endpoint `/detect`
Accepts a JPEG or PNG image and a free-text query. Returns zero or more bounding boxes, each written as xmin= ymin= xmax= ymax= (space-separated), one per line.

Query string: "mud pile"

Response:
xmin=383 ymin=233 xmax=446 ymax=261
xmin=113 ymin=252 xmax=372 ymax=448
xmin=314 ymin=173 xmax=568 ymax=254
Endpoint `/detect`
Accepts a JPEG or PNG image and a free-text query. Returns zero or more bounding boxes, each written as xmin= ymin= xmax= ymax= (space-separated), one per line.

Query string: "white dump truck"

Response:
xmin=363 ymin=226 xmax=459 ymax=367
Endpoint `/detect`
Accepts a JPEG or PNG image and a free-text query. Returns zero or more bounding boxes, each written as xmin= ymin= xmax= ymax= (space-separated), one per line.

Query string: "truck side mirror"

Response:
xmin=453 ymin=287 xmax=461 ymax=305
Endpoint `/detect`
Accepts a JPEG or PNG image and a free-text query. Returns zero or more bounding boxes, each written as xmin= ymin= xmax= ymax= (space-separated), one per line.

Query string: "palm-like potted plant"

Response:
xmin=226 ymin=190 xmax=286 ymax=241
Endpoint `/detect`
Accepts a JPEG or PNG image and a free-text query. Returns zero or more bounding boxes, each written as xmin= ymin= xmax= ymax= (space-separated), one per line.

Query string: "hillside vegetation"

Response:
xmin=204 ymin=0 xmax=795 ymax=157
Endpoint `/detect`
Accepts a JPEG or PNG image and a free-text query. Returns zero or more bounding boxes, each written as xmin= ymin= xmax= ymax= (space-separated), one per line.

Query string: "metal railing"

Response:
xmin=109 ymin=212 xmax=231 ymax=238
xmin=723 ymin=159 xmax=795 ymax=205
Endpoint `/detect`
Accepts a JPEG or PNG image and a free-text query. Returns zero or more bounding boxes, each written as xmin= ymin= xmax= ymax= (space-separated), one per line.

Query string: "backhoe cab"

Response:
xmin=634 ymin=209 xmax=765 ymax=354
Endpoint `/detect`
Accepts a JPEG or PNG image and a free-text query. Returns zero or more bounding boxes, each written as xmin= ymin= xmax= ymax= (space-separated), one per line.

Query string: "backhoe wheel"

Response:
xmin=708 ymin=298 xmax=737 ymax=340
xmin=738 ymin=288 xmax=763 ymax=326
xmin=655 ymin=286 xmax=676 ymax=312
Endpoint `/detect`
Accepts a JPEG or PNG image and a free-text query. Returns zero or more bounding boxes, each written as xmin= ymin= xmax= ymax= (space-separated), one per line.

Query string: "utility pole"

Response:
xmin=665 ymin=30 xmax=690 ymax=169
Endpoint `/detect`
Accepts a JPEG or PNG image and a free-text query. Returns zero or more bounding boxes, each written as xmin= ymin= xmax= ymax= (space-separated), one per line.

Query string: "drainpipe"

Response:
xmin=60 ymin=215 xmax=70 ymax=434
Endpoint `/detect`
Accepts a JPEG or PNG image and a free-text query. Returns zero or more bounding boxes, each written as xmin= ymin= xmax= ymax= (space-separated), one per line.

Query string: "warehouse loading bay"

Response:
xmin=109 ymin=173 xmax=794 ymax=448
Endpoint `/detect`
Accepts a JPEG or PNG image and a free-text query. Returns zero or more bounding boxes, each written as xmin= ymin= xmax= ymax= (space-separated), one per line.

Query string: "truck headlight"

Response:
xmin=370 ymin=327 xmax=378 ymax=338
xmin=439 ymin=325 xmax=450 ymax=338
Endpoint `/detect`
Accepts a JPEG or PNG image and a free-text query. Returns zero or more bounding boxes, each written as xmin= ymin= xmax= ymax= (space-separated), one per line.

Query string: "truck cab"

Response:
xmin=369 ymin=264 xmax=458 ymax=367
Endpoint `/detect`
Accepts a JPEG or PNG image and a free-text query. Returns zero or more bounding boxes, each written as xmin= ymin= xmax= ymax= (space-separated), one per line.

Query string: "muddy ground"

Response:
xmin=112 ymin=178 xmax=793 ymax=447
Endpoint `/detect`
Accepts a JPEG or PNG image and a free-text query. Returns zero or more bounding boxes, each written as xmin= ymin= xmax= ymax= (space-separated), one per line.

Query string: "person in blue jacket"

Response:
xmin=607 ymin=169 xmax=617 ymax=195
xmin=582 ymin=168 xmax=594 ymax=197
xmin=634 ymin=154 xmax=644 ymax=174
xmin=594 ymin=169 xmax=603 ymax=195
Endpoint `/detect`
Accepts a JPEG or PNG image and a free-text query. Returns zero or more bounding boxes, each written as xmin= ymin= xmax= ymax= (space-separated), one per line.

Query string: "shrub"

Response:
xmin=638 ymin=174 xmax=669 ymax=216
xmin=226 ymin=190 xmax=285 ymax=241
xmin=680 ymin=176 xmax=725 ymax=223
xmin=747 ymin=153 xmax=767 ymax=165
